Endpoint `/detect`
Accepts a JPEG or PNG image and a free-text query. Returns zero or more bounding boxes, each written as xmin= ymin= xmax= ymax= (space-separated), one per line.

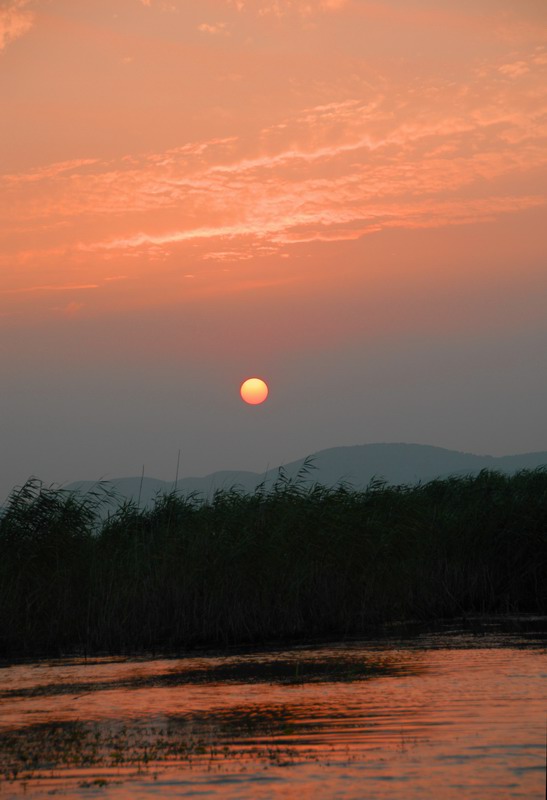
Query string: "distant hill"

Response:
xmin=66 ymin=443 xmax=547 ymax=509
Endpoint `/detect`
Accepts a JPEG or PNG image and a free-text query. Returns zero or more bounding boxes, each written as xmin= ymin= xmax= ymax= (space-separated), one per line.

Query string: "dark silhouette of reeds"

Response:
xmin=1 ymin=466 xmax=545 ymax=656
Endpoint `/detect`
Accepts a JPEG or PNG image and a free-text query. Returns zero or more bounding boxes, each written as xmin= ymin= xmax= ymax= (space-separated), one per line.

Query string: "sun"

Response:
xmin=240 ymin=377 xmax=269 ymax=405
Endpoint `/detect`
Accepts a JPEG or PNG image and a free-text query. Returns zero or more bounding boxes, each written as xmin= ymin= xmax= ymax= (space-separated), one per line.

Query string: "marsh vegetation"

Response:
xmin=0 ymin=466 xmax=545 ymax=656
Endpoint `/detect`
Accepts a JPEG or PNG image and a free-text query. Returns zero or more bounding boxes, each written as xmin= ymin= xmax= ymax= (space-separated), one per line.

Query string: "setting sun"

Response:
xmin=240 ymin=378 xmax=269 ymax=405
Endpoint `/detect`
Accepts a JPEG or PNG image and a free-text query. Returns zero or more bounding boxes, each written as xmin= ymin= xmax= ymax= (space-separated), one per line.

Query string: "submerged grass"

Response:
xmin=0 ymin=716 xmax=303 ymax=785
xmin=0 ymin=467 xmax=546 ymax=656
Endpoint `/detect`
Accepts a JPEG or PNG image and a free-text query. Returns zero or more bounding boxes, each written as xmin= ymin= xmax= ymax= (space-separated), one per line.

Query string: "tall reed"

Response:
xmin=0 ymin=468 xmax=545 ymax=656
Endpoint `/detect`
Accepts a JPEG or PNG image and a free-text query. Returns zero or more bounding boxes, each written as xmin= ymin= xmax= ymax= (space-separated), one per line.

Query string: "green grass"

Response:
xmin=0 ymin=466 xmax=545 ymax=656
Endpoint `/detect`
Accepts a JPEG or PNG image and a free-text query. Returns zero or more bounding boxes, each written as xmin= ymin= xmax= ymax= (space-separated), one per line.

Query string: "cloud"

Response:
xmin=498 ymin=61 xmax=530 ymax=79
xmin=138 ymin=0 xmax=177 ymax=10
xmin=61 ymin=301 xmax=85 ymax=317
xmin=89 ymin=192 xmax=544 ymax=256
xmin=0 ymin=0 xmax=34 ymax=52
xmin=226 ymin=0 xmax=348 ymax=16
xmin=2 ymin=45 xmax=546 ymax=273
xmin=0 ymin=283 xmax=100 ymax=295
xmin=3 ymin=158 xmax=99 ymax=184
xmin=197 ymin=22 xmax=229 ymax=35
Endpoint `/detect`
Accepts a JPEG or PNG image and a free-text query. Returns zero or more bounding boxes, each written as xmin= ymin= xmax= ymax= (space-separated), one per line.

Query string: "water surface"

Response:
xmin=0 ymin=624 xmax=545 ymax=799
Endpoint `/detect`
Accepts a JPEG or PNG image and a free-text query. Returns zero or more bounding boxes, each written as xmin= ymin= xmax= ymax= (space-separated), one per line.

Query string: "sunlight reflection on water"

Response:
xmin=0 ymin=628 xmax=545 ymax=799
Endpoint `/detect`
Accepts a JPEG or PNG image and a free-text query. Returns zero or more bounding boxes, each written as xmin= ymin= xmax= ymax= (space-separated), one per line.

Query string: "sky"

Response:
xmin=1 ymin=0 xmax=546 ymax=499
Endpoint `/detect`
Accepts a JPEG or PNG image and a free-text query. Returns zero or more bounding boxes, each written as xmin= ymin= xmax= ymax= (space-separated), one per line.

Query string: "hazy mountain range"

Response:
xmin=66 ymin=443 xmax=547 ymax=508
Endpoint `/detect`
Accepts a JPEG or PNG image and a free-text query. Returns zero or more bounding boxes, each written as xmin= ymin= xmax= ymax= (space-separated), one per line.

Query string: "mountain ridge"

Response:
xmin=66 ymin=443 xmax=547 ymax=508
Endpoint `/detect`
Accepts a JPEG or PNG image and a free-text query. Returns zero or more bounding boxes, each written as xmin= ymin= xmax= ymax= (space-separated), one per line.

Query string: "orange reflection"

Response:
xmin=0 ymin=636 xmax=545 ymax=798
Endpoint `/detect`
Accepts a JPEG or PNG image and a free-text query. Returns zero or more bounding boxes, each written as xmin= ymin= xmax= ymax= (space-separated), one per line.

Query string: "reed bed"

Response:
xmin=0 ymin=466 xmax=545 ymax=656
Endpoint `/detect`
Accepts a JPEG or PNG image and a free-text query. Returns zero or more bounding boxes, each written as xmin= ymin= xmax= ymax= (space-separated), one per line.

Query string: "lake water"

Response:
xmin=0 ymin=622 xmax=545 ymax=799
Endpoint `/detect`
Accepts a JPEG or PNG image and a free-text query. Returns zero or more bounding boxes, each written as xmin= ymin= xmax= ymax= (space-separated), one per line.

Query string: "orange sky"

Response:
xmin=1 ymin=0 xmax=546 ymax=494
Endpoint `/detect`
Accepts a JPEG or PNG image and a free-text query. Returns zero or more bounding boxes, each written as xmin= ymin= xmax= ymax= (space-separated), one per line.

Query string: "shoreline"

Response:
xmin=1 ymin=614 xmax=545 ymax=667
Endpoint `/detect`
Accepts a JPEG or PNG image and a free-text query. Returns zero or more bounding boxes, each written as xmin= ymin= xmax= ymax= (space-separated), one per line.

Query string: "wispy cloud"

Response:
xmin=0 ymin=283 xmax=100 ymax=295
xmin=0 ymin=0 xmax=34 ymax=52
xmin=61 ymin=301 xmax=85 ymax=317
xmin=227 ymin=0 xmax=349 ymax=16
xmin=3 ymin=158 xmax=99 ymax=184
xmin=2 ymin=36 xmax=546 ymax=302
xmin=498 ymin=61 xmax=530 ymax=79
xmin=197 ymin=22 xmax=230 ymax=35
xmin=138 ymin=0 xmax=177 ymax=10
